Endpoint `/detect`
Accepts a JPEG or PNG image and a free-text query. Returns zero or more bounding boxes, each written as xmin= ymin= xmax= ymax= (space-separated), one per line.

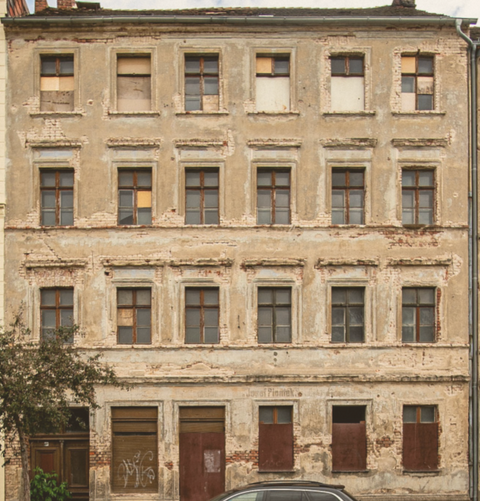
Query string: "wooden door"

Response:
xmin=179 ymin=407 xmax=225 ymax=501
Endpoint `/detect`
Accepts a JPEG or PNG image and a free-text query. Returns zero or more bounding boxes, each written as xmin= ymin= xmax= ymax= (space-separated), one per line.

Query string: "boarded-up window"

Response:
xmin=40 ymin=170 xmax=74 ymax=226
xmin=118 ymin=169 xmax=152 ymax=225
xmin=402 ymin=169 xmax=434 ymax=226
xmin=403 ymin=405 xmax=438 ymax=471
xmin=256 ymin=55 xmax=290 ymax=112
xmin=332 ymin=406 xmax=366 ymax=471
xmin=40 ymin=55 xmax=74 ymax=112
xmin=330 ymin=56 xmax=364 ymax=112
xmin=112 ymin=407 xmax=158 ymax=493
xmin=117 ymin=56 xmax=151 ymax=112
xmin=258 ymin=406 xmax=293 ymax=471
xmin=41 ymin=288 xmax=74 ymax=343
xmin=401 ymin=56 xmax=434 ymax=111
xmin=185 ymin=169 xmax=219 ymax=224
xmin=185 ymin=287 xmax=220 ymax=344
xmin=185 ymin=55 xmax=219 ymax=112
xmin=117 ymin=288 xmax=151 ymax=344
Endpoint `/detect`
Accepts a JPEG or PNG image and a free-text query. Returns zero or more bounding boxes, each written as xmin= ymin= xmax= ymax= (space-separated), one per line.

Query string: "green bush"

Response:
xmin=30 ymin=468 xmax=71 ymax=501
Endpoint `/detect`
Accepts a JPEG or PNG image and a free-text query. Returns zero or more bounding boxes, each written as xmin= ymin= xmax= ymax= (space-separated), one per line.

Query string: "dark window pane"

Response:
xmin=418 ymin=57 xmax=433 ymax=74
xmin=331 ymin=57 xmax=346 ymax=74
xmin=274 ymin=57 xmax=289 ymax=75
xmin=403 ymin=406 xmax=417 ymax=423
xmin=185 ymin=57 xmax=200 ymax=73
xmin=41 ymin=289 xmax=56 ymax=306
xmin=118 ymin=171 xmax=134 ymax=187
xmin=203 ymin=57 xmax=219 ymax=73
xmin=418 ymin=94 xmax=433 ymax=110
xmin=259 ymin=407 xmax=274 ymax=424
xmin=276 ymin=406 xmax=292 ymax=424
xmin=349 ymin=58 xmax=364 ymax=75
xmin=402 ymin=76 xmax=415 ymax=93
xmin=118 ymin=326 xmax=133 ymax=344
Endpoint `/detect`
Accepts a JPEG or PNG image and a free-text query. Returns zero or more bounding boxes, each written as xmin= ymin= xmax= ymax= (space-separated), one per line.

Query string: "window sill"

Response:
xmin=403 ymin=470 xmax=440 ymax=475
xmin=30 ymin=110 xmax=85 ymax=117
xmin=258 ymin=470 xmax=296 ymax=474
xmin=323 ymin=111 xmax=375 ymax=117
xmin=248 ymin=111 xmax=300 ymax=116
xmin=402 ymin=224 xmax=437 ymax=230
xmin=108 ymin=110 xmax=161 ymax=116
xmin=176 ymin=110 xmax=229 ymax=116
xmin=392 ymin=111 xmax=446 ymax=117
xmin=332 ymin=470 xmax=369 ymax=474
xmin=116 ymin=224 xmax=153 ymax=228
xmin=40 ymin=225 xmax=75 ymax=229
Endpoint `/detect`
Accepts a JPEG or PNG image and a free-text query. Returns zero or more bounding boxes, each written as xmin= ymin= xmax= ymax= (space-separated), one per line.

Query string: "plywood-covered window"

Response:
xmin=40 ymin=170 xmax=74 ymax=226
xmin=117 ymin=288 xmax=151 ymax=344
xmin=112 ymin=407 xmax=158 ymax=493
xmin=403 ymin=405 xmax=438 ymax=471
xmin=331 ymin=287 xmax=364 ymax=343
xmin=117 ymin=56 xmax=151 ymax=112
xmin=185 ymin=287 xmax=219 ymax=344
xmin=185 ymin=169 xmax=219 ymax=225
xmin=40 ymin=55 xmax=74 ymax=112
xmin=258 ymin=406 xmax=293 ymax=472
xmin=332 ymin=406 xmax=366 ymax=471
xmin=330 ymin=56 xmax=364 ymax=112
xmin=118 ymin=169 xmax=152 ymax=225
xmin=402 ymin=288 xmax=436 ymax=343
xmin=258 ymin=287 xmax=291 ymax=344
xmin=256 ymin=55 xmax=290 ymax=112
xmin=331 ymin=169 xmax=364 ymax=225
xmin=401 ymin=55 xmax=434 ymax=111
xmin=402 ymin=169 xmax=434 ymax=226
xmin=40 ymin=288 xmax=74 ymax=342
xmin=185 ymin=55 xmax=219 ymax=112
xmin=257 ymin=169 xmax=290 ymax=225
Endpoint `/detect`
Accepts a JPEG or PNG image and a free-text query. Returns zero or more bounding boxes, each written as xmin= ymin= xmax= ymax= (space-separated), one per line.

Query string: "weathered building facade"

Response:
xmin=1 ymin=2 xmax=477 ymax=501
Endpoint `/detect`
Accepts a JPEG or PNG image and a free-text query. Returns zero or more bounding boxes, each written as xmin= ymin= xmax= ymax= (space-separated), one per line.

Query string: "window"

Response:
xmin=112 ymin=407 xmax=158 ymax=493
xmin=117 ymin=288 xmax=151 ymax=344
xmin=117 ymin=55 xmax=151 ymax=112
xmin=332 ymin=406 xmax=366 ymax=471
xmin=331 ymin=169 xmax=364 ymax=224
xmin=402 ymin=170 xmax=434 ymax=225
xmin=403 ymin=405 xmax=438 ymax=471
xmin=40 ymin=288 xmax=74 ymax=342
xmin=331 ymin=287 xmax=364 ymax=343
xmin=40 ymin=170 xmax=74 ymax=226
xmin=185 ymin=288 xmax=219 ymax=344
xmin=185 ymin=169 xmax=219 ymax=224
xmin=401 ymin=55 xmax=434 ymax=111
xmin=118 ymin=169 xmax=152 ymax=225
xmin=255 ymin=55 xmax=290 ymax=112
xmin=330 ymin=56 xmax=364 ymax=112
xmin=402 ymin=288 xmax=435 ymax=343
xmin=258 ymin=406 xmax=293 ymax=471
xmin=185 ymin=55 xmax=219 ymax=112
xmin=40 ymin=55 xmax=74 ymax=112
xmin=257 ymin=169 xmax=290 ymax=225
xmin=258 ymin=287 xmax=291 ymax=344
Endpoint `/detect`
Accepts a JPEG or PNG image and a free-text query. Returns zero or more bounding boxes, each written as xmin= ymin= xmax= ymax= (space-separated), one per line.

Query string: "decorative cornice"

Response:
xmin=169 ymin=258 xmax=233 ymax=267
xmin=387 ymin=257 xmax=453 ymax=267
xmin=316 ymin=258 xmax=379 ymax=268
xmin=174 ymin=139 xmax=224 ymax=149
xmin=242 ymin=258 xmax=305 ymax=268
xmin=247 ymin=139 xmax=302 ymax=149
xmin=391 ymin=138 xmax=448 ymax=148
xmin=27 ymin=140 xmax=83 ymax=149
xmin=24 ymin=258 xmax=87 ymax=269
xmin=106 ymin=138 xmax=162 ymax=148
xmin=102 ymin=258 xmax=166 ymax=268
xmin=320 ymin=138 xmax=377 ymax=148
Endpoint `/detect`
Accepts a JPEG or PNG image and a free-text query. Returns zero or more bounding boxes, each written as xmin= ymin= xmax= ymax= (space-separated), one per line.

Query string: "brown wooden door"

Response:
xmin=32 ymin=442 xmax=61 ymax=476
xmin=179 ymin=407 xmax=225 ymax=501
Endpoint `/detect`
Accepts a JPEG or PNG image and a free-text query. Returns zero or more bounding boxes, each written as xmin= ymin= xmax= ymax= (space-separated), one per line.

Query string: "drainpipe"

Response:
xmin=456 ymin=19 xmax=479 ymax=501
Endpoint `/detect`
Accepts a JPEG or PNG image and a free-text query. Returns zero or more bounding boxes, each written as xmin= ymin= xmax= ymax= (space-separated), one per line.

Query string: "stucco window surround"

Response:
xmin=251 ymin=161 xmax=297 ymax=226
xmin=108 ymin=47 xmax=159 ymax=116
xmin=113 ymin=161 xmax=157 ymax=227
xmin=32 ymin=47 xmax=82 ymax=116
xmin=322 ymin=48 xmax=374 ymax=115
xmin=175 ymin=278 xmax=229 ymax=347
xmin=104 ymin=401 xmax=164 ymax=498
xmin=253 ymin=399 xmax=299 ymax=473
xmin=33 ymin=159 xmax=79 ymax=228
xmin=326 ymin=279 xmax=373 ymax=345
xmin=249 ymin=47 xmax=298 ymax=115
xmin=176 ymin=47 xmax=227 ymax=115
xmin=392 ymin=49 xmax=444 ymax=116
xmin=327 ymin=398 xmax=373 ymax=473
xmin=397 ymin=162 xmax=440 ymax=227
xmin=108 ymin=273 xmax=159 ymax=346
xmin=178 ymin=161 xmax=225 ymax=226
xmin=327 ymin=160 xmax=371 ymax=226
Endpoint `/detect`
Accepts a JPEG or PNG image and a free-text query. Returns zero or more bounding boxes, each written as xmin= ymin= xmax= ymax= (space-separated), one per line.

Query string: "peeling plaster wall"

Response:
xmin=3 ymin=20 xmax=472 ymax=501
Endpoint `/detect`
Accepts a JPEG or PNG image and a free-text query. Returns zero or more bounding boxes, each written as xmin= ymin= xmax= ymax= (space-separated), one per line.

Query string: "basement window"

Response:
xmin=332 ymin=406 xmax=367 ymax=471
xmin=259 ymin=406 xmax=293 ymax=472
xmin=40 ymin=55 xmax=74 ymax=112
xmin=117 ymin=55 xmax=151 ymax=112
xmin=117 ymin=288 xmax=152 ymax=345
xmin=40 ymin=288 xmax=74 ymax=342
xmin=403 ymin=405 xmax=438 ymax=471
xmin=118 ymin=169 xmax=152 ymax=225
xmin=402 ymin=288 xmax=436 ymax=343
xmin=255 ymin=55 xmax=290 ymax=112
xmin=401 ymin=55 xmax=434 ymax=111
xmin=185 ymin=55 xmax=219 ymax=112
xmin=111 ymin=407 xmax=158 ymax=492
xmin=330 ymin=56 xmax=365 ymax=112
xmin=185 ymin=287 xmax=220 ymax=344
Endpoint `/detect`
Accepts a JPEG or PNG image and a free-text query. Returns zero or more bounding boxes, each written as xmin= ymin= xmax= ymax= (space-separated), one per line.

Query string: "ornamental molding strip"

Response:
xmin=391 ymin=138 xmax=448 ymax=148
xmin=24 ymin=258 xmax=88 ymax=269
xmin=27 ymin=139 xmax=83 ymax=149
xmin=106 ymin=138 xmax=162 ymax=148
xmin=174 ymin=139 xmax=225 ymax=149
xmin=247 ymin=139 xmax=303 ymax=149
xmin=242 ymin=258 xmax=306 ymax=268
xmin=102 ymin=258 xmax=166 ymax=268
xmin=320 ymin=138 xmax=377 ymax=148
xmin=315 ymin=258 xmax=379 ymax=268
xmin=387 ymin=257 xmax=453 ymax=267
xmin=169 ymin=258 xmax=234 ymax=267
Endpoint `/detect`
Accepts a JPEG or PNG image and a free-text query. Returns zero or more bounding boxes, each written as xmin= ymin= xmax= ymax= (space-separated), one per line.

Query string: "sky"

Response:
xmin=26 ymin=0 xmax=480 ymax=26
